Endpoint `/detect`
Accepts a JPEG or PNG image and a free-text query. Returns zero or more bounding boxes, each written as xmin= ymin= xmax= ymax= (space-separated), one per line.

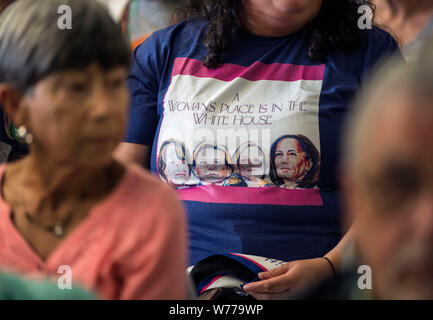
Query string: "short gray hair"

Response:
xmin=0 ymin=0 xmax=130 ymax=92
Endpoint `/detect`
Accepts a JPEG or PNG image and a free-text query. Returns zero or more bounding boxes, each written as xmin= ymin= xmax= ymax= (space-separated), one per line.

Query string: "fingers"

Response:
xmin=243 ymin=272 xmax=295 ymax=294
xmin=257 ymin=263 xmax=290 ymax=280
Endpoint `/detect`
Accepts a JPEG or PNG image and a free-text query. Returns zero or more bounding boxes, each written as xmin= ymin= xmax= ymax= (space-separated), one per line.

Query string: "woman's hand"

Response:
xmin=242 ymin=257 xmax=334 ymax=300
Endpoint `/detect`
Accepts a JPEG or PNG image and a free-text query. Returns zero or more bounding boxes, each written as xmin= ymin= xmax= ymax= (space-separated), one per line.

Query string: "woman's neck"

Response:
xmin=240 ymin=1 xmax=322 ymax=37
xmin=282 ymin=179 xmax=298 ymax=189
xmin=241 ymin=11 xmax=308 ymax=37
xmin=9 ymin=154 xmax=123 ymax=215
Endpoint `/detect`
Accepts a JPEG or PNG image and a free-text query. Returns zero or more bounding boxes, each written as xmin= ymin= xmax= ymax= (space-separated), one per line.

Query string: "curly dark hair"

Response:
xmin=174 ymin=0 xmax=375 ymax=68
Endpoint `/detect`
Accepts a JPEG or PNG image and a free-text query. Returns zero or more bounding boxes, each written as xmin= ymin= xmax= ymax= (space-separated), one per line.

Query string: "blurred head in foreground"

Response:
xmin=342 ymin=51 xmax=433 ymax=299
xmin=0 ymin=0 xmax=130 ymax=168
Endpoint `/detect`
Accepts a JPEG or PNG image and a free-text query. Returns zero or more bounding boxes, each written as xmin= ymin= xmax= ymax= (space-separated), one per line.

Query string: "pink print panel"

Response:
xmin=157 ymin=57 xmax=325 ymax=205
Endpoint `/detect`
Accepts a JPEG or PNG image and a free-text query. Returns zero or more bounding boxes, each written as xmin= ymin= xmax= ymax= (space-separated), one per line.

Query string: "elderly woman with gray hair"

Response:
xmin=0 ymin=0 xmax=188 ymax=299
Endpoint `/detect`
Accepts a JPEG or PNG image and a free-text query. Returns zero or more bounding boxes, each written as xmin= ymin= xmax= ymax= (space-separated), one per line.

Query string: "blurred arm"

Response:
xmin=114 ymin=142 xmax=151 ymax=169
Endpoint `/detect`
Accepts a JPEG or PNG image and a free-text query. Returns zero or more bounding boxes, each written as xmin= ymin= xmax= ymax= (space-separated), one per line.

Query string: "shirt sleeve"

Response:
xmin=361 ymin=26 xmax=404 ymax=81
xmin=124 ymin=37 xmax=161 ymax=146
xmin=116 ymin=184 xmax=188 ymax=300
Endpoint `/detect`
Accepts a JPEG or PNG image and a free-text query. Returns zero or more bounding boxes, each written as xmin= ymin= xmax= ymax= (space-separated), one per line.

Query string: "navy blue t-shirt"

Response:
xmin=125 ymin=18 xmax=400 ymax=265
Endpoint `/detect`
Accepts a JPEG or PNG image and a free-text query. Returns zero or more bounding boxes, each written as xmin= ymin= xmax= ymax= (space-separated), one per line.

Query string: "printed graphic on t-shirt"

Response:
xmin=156 ymin=58 xmax=325 ymax=205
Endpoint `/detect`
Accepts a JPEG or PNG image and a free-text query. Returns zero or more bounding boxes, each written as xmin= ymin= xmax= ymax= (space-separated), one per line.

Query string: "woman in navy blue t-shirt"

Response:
xmin=116 ymin=0 xmax=400 ymax=299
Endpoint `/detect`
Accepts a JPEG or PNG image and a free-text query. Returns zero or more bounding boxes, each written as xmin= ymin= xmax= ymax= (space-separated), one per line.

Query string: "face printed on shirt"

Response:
xmin=274 ymin=137 xmax=312 ymax=183
xmin=238 ymin=145 xmax=267 ymax=180
xmin=158 ymin=140 xmax=191 ymax=187
xmin=163 ymin=143 xmax=190 ymax=186
xmin=194 ymin=146 xmax=230 ymax=184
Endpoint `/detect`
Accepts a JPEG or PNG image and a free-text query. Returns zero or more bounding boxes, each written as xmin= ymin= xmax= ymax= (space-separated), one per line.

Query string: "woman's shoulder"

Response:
xmin=151 ymin=17 xmax=208 ymax=38
xmin=359 ymin=25 xmax=403 ymax=74
xmin=326 ymin=25 xmax=402 ymax=80
xmin=358 ymin=25 xmax=401 ymax=61
xmin=135 ymin=17 xmax=207 ymax=54
xmin=132 ymin=17 xmax=208 ymax=74
xmin=363 ymin=25 xmax=399 ymax=47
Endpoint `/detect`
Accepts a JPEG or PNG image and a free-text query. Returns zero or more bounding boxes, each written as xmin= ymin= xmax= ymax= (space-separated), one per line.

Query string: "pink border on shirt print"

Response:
xmin=177 ymin=185 xmax=323 ymax=206
xmin=171 ymin=57 xmax=325 ymax=82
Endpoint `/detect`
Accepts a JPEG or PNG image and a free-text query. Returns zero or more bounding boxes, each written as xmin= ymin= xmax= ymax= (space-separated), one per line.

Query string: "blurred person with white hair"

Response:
xmin=299 ymin=50 xmax=433 ymax=299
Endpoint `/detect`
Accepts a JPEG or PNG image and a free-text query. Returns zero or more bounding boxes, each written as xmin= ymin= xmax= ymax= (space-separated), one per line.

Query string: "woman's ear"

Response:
xmin=306 ymin=158 xmax=313 ymax=171
xmin=0 ymin=83 xmax=27 ymax=125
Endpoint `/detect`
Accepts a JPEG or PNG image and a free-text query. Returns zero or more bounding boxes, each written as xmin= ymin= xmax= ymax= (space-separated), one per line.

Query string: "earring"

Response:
xmin=16 ymin=125 xmax=33 ymax=144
